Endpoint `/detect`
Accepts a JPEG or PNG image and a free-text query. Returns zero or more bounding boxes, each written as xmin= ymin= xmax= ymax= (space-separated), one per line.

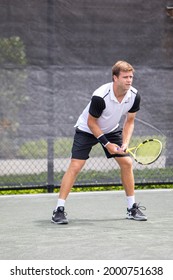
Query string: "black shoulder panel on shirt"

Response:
xmin=128 ymin=92 xmax=141 ymax=113
xmin=89 ymin=96 xmax=106 ymax=118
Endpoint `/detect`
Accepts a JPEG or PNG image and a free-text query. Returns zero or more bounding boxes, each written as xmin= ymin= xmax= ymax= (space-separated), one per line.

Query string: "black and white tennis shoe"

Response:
xmin=51 ymin=206 xmax=68 ymax=224
xmin=126 ymin=203 xmax=147 ymax=221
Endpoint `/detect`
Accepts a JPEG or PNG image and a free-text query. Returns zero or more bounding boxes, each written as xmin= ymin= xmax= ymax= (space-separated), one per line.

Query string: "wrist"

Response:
xmin=97 ymin=134 xmax=110 ymax=147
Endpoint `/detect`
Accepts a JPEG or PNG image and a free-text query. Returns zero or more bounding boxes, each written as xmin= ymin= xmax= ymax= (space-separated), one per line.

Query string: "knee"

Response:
xmin=68 ymin=159 xmax=85 ymax=175
xmin=118 ymin=157 xmax=133 ymax=170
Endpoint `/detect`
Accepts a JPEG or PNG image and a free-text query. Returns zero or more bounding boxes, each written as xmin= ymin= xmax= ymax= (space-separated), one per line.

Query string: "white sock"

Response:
xmin=56 ymin=198 xmax=65 ymax=209
xmin=127 ymin=196 xmax=135 ymax=209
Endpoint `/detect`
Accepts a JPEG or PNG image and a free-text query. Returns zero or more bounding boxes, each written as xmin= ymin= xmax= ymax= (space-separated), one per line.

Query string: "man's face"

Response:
xmin=114 ymin=70 xmax=134 ymax=92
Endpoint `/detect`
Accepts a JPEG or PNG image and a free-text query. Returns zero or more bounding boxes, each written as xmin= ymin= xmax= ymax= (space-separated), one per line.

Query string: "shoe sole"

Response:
xmin=126 ymin=216 xmax=147 ymax=221
xmin=51 ymin=219 xmax=68 ymax=224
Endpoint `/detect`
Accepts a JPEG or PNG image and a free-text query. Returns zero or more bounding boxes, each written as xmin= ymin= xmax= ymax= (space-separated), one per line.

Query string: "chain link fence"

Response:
xmin=0 ymin=65 xmax=172 ymax=191
xmin=0 ymin=0 xmax=173 ymax=191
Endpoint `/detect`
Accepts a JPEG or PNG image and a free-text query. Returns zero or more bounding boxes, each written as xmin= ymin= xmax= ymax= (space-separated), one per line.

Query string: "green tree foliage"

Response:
xmin=0 ymin=36 xmax=27 ymax=65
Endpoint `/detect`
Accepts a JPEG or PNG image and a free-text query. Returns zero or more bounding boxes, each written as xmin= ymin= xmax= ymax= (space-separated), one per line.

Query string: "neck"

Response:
xmin=113 ymin=84 xmax=127 ymax=101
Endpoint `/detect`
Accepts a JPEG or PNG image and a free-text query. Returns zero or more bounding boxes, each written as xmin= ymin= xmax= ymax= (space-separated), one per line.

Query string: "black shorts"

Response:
xmin=71 ymin=128 xmax=130 ymax=160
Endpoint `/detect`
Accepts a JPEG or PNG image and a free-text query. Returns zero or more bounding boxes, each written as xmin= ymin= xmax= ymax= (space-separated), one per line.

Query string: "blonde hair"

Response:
xmin=112 ymin=61 xmax=135 ymax=79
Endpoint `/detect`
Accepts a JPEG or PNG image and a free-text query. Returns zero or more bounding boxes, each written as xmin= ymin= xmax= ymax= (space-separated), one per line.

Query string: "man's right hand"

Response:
xmin=105 ymin=143 xmax=125 ymax=155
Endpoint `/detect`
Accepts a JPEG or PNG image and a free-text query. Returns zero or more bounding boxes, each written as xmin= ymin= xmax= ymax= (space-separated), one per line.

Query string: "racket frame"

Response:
xmin=127 ymin=138 xmax=163 ymax=165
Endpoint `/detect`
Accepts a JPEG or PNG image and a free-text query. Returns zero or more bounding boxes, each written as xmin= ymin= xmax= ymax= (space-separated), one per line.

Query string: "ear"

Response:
xmin=113 ymin=75 xmax=117 ymax=82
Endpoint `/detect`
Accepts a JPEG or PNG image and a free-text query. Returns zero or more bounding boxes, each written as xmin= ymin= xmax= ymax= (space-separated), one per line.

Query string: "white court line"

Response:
xmin=0 ymin=188 xmax=172 ymax=199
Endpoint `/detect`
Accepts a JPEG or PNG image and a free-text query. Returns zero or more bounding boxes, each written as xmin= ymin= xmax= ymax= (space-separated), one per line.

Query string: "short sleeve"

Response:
xmin=89 ymin=96 xmax=106 ymax=118
xmin=128 ymin=92 xmax=141 ymax=113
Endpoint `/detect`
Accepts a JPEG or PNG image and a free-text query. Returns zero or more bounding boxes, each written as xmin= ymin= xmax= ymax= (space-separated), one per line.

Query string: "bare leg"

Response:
xmin=58 ymin=158 xmax=86 ymax=200
xmin=114 ymin=156 xmax=134 ymax=196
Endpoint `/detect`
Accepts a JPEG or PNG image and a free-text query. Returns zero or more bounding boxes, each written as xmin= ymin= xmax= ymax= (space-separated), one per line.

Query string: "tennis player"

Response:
xmin=52 ymin=60 xmax=147 ymax=224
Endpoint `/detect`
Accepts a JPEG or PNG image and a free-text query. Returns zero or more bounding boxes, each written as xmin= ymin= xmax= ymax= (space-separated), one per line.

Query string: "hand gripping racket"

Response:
xmin=126 ymin=139 xmax=163 ymax=165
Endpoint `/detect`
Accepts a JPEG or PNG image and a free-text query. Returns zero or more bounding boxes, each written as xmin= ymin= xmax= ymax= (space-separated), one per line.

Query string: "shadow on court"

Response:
xmin=0 ymin=189 xmax=173 ymax=260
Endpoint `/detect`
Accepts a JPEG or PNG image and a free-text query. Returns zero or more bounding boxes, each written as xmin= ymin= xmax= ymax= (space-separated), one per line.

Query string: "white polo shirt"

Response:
xmin=75 ymin=82 xmax=140 ymax=134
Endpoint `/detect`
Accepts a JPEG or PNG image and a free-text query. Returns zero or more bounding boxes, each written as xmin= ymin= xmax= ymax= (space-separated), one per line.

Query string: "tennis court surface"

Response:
xmin=0 ymin=189 xmax=173 ymax=260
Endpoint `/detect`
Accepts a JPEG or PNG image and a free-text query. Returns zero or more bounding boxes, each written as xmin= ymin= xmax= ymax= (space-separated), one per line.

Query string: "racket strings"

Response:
xmin=134 ymin=140 xmax=162 ymax=165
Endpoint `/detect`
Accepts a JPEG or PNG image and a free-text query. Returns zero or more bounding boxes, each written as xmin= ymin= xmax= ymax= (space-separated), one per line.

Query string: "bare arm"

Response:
xmin=121 ymin=112 xmax=136 ymax=150
xmin=87 ymin=114 xmax=103 ymax=138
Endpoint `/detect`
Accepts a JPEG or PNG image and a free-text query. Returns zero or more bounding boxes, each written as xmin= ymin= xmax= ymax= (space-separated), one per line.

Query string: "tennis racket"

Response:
xmin=126 ymin=139 xmax=163 ymax=165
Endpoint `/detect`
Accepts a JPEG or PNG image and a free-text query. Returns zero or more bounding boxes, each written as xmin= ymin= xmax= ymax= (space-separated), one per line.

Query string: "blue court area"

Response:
xmin=0 ymin=189 xmax=173 ymax=260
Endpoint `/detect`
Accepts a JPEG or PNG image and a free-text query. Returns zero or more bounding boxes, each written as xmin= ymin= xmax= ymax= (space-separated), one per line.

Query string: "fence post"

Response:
xmin=47 ymin=0 xmax=55 ymax=193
